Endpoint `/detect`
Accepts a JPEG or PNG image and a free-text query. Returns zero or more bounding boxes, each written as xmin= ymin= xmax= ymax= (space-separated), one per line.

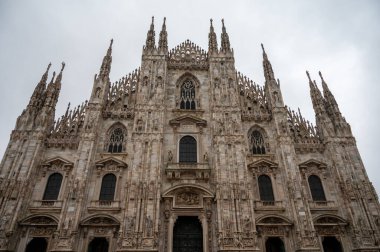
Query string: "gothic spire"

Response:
xmin=220 ymin=19 xmax=231 ymax=52
xmin=261 ymin=44 xmax=275 ymax=81
xmin=307 ymin=71 xmax=326 ymax=116
xmin=145 ymin=16 xmax=156 ymax=50
xmin=29 ymin=63 xmax=51 ymax=108
xmin=98 ymin=39 xmax=113 ymax=80
xmin=208 ymin=19 xmax=218 ymax=53
xmin=158 ymin=17 xmax=168 ymax=52
xmin=319 ymin=71 xmax=340 ymax=114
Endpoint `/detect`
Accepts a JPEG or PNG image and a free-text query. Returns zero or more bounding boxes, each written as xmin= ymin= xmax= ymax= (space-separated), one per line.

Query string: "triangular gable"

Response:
xmin=95 ymin=157 xmax=128 ymax=168
xmin=42 ymin=156 xmax=74 ymax=167
xmin=169 ymin=40 xmax=207 ymax=60
xmin=248 ymin=158 xmax=278 ymax=169
xmin=168 ymin=40 xmax=208 ymax=70
xmin=299 ymin=159 xmax=327 ymax=169
xmin=169 ymin=115 xmax=207 ymax=128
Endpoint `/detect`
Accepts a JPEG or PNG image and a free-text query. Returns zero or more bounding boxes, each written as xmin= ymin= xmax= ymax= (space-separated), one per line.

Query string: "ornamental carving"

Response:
xmin=168 ymin=40 xmax=208 ymax=70
xmin=176 ymin=192 xmax=200 ymax=205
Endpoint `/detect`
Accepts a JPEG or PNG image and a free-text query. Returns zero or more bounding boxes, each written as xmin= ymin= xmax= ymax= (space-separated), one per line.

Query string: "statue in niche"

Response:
xmin=203 ymin=152 xmax=208 ymax=162
xmin=168 ymin=151 xmax=173 ymax=162
xmin=146 ymin=216 xmax=153 ymax=237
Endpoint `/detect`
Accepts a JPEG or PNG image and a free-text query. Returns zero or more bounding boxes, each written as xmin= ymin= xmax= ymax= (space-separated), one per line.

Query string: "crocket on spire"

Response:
xmin=145 ymin=16 xmax=156 ymax=50
xmin=158 ymin=17 xmax=168 ymax=52
xmin=208 ymin=19 xmax=218 ymax=53
xmin=220 ymin=19 xmax=231 ymax=52
xmin=28 ymin=63 xmax=52 ymax=108
xmin=261 ymin=44 xmax=275 ymax=81
xmin=98 ymin=39 xmax=113 ymax=81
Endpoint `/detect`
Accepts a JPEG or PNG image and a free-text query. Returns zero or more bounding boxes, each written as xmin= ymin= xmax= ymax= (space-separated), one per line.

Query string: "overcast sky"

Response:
xmin=0 ymin=0 xmax=379 ymax=190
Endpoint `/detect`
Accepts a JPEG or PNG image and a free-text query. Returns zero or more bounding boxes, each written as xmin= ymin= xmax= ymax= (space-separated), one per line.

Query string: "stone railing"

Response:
xmin=166 ymin=162 xmax=210 ymax=180
xmin=30 ymin=200 xmax=63 ymax=212
xmin=254 ymin=200 xmax=285 ymax=211
xmin=308 ymin=200 xmax=338 ymax=211
xmin=88 ymin=200 xmax=121 ymax=211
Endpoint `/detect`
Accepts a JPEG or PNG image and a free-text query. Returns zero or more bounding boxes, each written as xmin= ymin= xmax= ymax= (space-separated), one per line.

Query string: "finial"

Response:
xmin=60 ymin=62 xmax=65 ymax=72
xmin=318 ymin=71 xmax=325 ymax=82
xmin=306 ymin=71 xmax=312 ymax=82
xmin=261 ymin=43 xmax=266 ymax=54
xmin=163 ymin=17 xmax=166 ymax=25
xmin=222 ymin=18 xmax=225 ymax=27
xmin=47 ymin=62 xmax=52 ymax=72
xmin=110 ymin=38 xmax=113 ymax=47
xmin=210 ymin=19 xmax=213 ymax=26
xmin=50 ymin=71 xmax=56 ymax=83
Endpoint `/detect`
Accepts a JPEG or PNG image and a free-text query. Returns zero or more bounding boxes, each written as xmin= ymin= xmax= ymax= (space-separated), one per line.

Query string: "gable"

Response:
xmin=169 ymin=115 xmax=207 ymax=128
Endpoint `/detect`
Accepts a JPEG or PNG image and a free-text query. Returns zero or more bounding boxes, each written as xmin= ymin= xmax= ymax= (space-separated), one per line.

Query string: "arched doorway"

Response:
xmin=25 ymin=237 xmax=47 ymax=252
xmin=265 ymin=237 xmax=285 ymax=252
xmin=322 ymin=236 xmax=343 ymax=252
xmin=88 ymin=237 xmax=109 ymax=252
xmin=173 ymin=216 xmax=203 ymax=252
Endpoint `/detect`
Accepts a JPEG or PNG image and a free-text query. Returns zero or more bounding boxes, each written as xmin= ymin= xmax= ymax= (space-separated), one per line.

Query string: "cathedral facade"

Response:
xmin=0 ymin=17 xmax=379 ymax=252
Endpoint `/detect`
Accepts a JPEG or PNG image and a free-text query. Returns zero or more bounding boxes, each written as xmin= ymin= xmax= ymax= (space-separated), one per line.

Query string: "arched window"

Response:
xmin=308 ymin=175 xmax=326 ymax=201
xmin=251 ymin=130 xmax=266 ymax=154
xmin=43 ymin=173 xmax=63 ymax=200
xmin=107 ymin=126 xmax=126 ymax=153
xmin=179 ymin=136 xmax=197 ymax=163
xmin=258 ymin=175 xmax=274 ymax=202
xmin=180 ymin=80 xmax=196 ymax=110
xmin=99 ymin=174 xmax=116 ymax=201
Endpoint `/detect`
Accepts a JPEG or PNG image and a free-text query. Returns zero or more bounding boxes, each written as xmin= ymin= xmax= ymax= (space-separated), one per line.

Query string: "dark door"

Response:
xmin=265 ymin=237 xmax=285 ymax=252
xmin=88 ymin=237 xmax=109 ymax=252
xmin=322 ymin=236 xmax=343 ymax=252
xmin=25 ymin=237 xmax=47 ymax=252
xmin=173 ymin=216 xmax=203 ymax=252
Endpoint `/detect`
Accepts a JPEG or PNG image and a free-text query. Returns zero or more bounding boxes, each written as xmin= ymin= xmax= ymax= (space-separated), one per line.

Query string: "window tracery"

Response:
xmin=180 ymin=80 xmax=196 ymax=110
xmin=251 ymin=130 xmax=266 ymax=154
xmin=105 ymin=124 xmax=127 ymax=153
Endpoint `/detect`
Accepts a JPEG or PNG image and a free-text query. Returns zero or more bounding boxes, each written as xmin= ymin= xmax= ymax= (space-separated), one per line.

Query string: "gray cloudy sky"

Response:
xmin=0 ymin=0 xmax=379 ymax=189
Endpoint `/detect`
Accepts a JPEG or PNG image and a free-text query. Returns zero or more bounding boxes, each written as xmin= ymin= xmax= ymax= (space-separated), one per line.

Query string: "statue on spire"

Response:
xmin=220 ymin=19 xmax=231 ymax=52
xmin=145 ymin=16 xmax=156 ymax=50
xmin=158 ymin=17 xmax=168 ymax=52
xmin=208 ymin=19 xmax=218 ymax=53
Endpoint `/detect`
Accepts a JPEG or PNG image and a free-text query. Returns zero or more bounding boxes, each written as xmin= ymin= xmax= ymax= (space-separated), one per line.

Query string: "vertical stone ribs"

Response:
xmin=46 ymin=101 xmax=88 ymax=149
xmin=103 ymin=68 xmax=140 ymax=118
xmin=237 ymin=72 xmax=271 ymax=121
xmin=287 ymin=107 xmax=323 ymax=153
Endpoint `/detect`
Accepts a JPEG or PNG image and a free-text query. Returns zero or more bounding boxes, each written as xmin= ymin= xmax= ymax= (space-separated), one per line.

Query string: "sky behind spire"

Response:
xmin=0 ymin=0 xmax=379 ymax=190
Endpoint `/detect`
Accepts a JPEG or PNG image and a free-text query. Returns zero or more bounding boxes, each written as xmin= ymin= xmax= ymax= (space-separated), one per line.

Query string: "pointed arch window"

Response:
xmin=43 ymin=173 xmax=63 ymax=200
xmin=251 ymin=130 xmax=266 ymax=154
xmin=258 ymin=175 xmax=274 ymax=202
xmin=180 ymin=80 xmax=196 ymax=110
xmin=106 ymin=126 xmax=126 ymax=153
xmin=179 ymin=136 xmax=197 ymax=163
xmin=308 ymin=175 xmax=326 ymax=201
xmin=99 ymin=173 xmax=116 ymax=201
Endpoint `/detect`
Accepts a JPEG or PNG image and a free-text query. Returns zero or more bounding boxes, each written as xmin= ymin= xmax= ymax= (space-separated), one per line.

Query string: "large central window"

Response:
xmin=179 ymin=136 xmax=197 ymax=163
xmin=180 ymin=80 xmax=196 ymax=110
